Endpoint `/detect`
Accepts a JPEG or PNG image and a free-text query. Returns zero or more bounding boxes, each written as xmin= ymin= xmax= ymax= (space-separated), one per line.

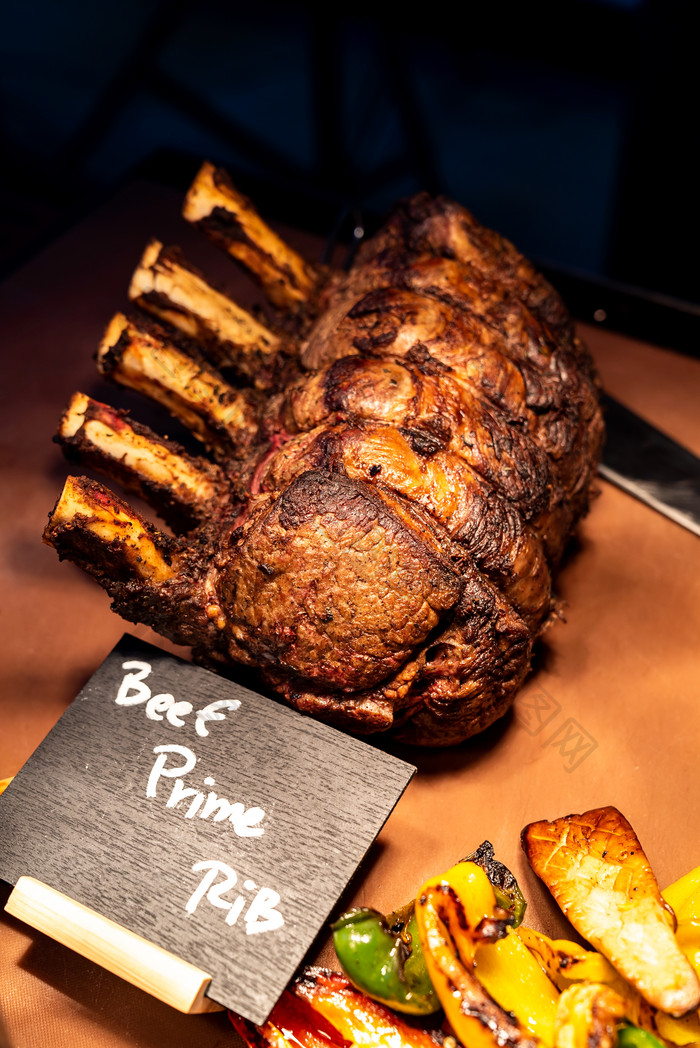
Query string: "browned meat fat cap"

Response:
xmin=219 ymin=470 xmax=463 ymax=692
xmin=522 ymin=806 xmax=700 ymax=1016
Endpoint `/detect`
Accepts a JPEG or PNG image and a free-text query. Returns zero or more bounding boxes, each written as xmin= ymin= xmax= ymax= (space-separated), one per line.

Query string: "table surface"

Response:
xmin=1 ymin=179 xmax=699 ymax=1048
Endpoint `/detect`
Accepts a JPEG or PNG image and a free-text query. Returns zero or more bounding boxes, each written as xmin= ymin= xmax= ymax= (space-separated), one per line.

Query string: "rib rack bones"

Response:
xmin=45 ymin=162 xmax=604 ymax=746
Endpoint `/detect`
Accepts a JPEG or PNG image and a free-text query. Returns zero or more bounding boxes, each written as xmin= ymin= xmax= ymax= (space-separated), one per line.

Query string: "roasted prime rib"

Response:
xmin=44 ymin=163 xmax=604 ymax=745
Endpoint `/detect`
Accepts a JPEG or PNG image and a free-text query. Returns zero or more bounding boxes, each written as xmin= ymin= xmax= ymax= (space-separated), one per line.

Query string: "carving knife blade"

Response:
xmin=599 ymin=392 xmax=700 ymax=537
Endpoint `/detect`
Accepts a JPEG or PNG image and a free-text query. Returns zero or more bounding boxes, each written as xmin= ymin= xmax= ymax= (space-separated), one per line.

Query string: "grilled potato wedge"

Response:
xmin=522 ymin=806 xmax=700 ymax=1017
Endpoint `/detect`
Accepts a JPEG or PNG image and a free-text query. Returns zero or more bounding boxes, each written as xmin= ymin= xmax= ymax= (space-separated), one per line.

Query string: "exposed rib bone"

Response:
xmin=58 ymin=393 xmax=231 ymax=532
xmin=182 ymin=162 xmax=320 ymax=311
xmin=98 ymin=314 xmax=261 ymax=459
xmin=44 ymin=476 xmax=226 ymax=652
xmin=45 ymin=475 xmax=176 ymax=585
xmin=129 ymin=240 xmax=285 ymax=387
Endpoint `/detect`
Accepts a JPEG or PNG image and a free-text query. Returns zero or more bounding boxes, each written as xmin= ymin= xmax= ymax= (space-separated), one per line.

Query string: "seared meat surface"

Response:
xmin=44 ymin=163 xmax=603 ymax=745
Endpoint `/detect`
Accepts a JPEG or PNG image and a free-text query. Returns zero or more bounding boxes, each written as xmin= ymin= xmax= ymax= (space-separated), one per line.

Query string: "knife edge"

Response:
xmin=599 ymin=392 xmax=700 ymax=537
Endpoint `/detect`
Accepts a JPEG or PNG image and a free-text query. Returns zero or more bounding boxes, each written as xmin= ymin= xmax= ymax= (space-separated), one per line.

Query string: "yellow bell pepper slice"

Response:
xmin=663 ymin=865 xmax=700 ymax=979
xmin=516 ymin=927 xmax=654 ymax=1032
xmin=415 ymin=861 xmax=549 ymax=1048
xmin=655 ymin=866 xmax=700 ymax=1043
xmin=655 ymin=1008 xmax=700 ymax=1045
xmin=476 ymin=928 xmax=559 ymax=1043
xmin=517 ymin=926 xmax=620 ymax=990
xmin=662 ymin=865 xmax=700 ymax=917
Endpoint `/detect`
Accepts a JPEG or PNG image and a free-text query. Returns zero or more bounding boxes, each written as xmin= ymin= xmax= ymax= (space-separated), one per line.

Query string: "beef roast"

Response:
xmin=44 ymin=163 xmax=603 ymax=745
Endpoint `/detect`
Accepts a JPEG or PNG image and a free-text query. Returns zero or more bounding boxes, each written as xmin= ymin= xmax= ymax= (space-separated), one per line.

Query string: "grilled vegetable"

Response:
xmin=229 ymin=987 xmax=348 ymax=1048
xmin=655 ymin=864 xmax=700 ymax=1043
xmin=331 ymin=845 xmax=526 ymax=1015
xmin=474 ymin=925 xmax=560 ymax=1043
xmin=517 ymin=925 xmax=620 ymax=991
xmin=616 ymin=1025 xmax=668 ymax=1048
xmin=522 ymin=806 xmax=700 ymax=1017
xmin=654 ymin=1007 xmax=700 ymax=1045
xmin=295 ymin=968 xmax=444 ymax=1048
xmin=229 ymin=968 xmax=446 ymax=1048
xmin=414 ymin=860 xmax=557 ymax=1048
xmin=232 ymin=819 xmax=700 ymax=1048
xmin=553 ymin=982 xmax=626 ymax=1048
xmin=516 ymin=926 xmax=654 ymax=1031
xmin=464 ymin=840 xmax=528 ymax=927
xmin=663 ymin=864 xmax=700 ymax=978
xmin=331 ymin=904 xmax=440 ymax=1015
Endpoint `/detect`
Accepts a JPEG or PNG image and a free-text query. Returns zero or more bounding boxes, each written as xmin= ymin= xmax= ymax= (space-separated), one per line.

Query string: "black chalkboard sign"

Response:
xmin=0 ymin=635 xmax=414 ymax=1023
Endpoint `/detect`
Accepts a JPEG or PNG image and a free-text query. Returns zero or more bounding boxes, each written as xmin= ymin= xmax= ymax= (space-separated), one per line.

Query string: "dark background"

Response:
xmin=2 ymin=0 xmax=698 ymax=324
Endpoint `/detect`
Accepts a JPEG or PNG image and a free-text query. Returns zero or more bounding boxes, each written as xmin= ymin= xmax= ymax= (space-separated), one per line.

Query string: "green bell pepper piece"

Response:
xmin=331 ymin=903 xmax=440 ymax=1015
xmin=616 ymin=1025 xmax=667 ymax=1048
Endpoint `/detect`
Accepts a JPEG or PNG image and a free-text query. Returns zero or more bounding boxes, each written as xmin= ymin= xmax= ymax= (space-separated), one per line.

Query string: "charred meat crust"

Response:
xmin=269 ymin=565 xmax=532 ymax=746
xmin=249 ymin=420 xmax=551 ymax=631
xmin=218 ymin=469 xmax=463 ymax=692
xmin=357 ymin=192 xmax=574 ymax=340
xmin=300 ymin=269 xmax=602 ymax=561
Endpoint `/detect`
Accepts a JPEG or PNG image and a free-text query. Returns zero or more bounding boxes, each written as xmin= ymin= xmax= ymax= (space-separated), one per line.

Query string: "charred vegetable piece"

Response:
xmin=515 ymin=926 xmax=654 ymax=1032
xmin=414 ymin=860 xmax=544 ymax=1048
xmin=230 ymin=969 xmax=445 ymax=1048
xmin=517 ymin=925 xmax=620 ymax=990
xmin=229 ymin=987 xmax=351 ymax=1048
xmin=522 ymin=806 xmax=700 ymax=1017
xmin=664 ymin=865 xmax=700 ymax=919
xmin=292 ymin=968 xmax=445 ymax=1048
xmin=474 ymin=926 xmax=559 ymax=1043
xmin=464 ymin=840 xmax=527 ymax=927
xmin=332 ymin=904 xmax=440 ymax=1015
xmin=655 ymin=869 xmax=700 ymax=1048
xmin=553 ymin=983 xmax=626 ymax=1048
